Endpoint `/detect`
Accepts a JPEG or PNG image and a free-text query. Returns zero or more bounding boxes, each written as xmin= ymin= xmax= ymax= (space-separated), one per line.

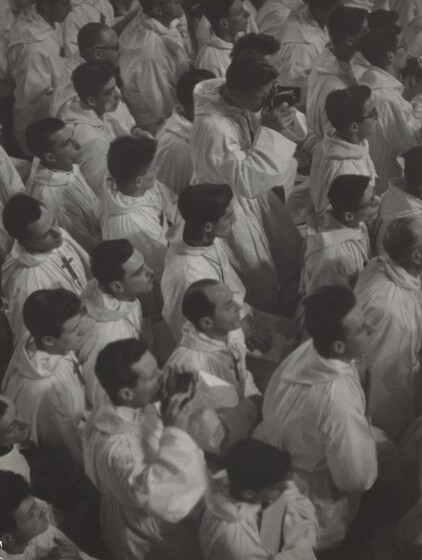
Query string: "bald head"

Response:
xmin=383 ymin=216 xmax=422 ymax=272
xmin=78 ymin=24 xmax=120 ymax=66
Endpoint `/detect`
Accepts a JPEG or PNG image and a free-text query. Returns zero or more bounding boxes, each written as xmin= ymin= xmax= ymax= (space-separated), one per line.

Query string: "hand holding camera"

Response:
xmin=261 ymin=83 xmax=301 ymax=135
xmin=161 ymin=370 xmax=198 ymax=431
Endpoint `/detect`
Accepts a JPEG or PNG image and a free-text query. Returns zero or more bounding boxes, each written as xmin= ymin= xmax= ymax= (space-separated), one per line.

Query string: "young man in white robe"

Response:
xmin=119 ymin=0 xmax=190 ymax=133
xmin=191 ymin=50 xmax=305 ymax=311
xmin=7 ymin=0 xmax=72 ymax=154
xmin=25 ymin=118 xmax=101 ymax=253
xmin=156 ymin=68 xmax=215 ymax=195
xmin=0 ymin=146 xmax=25 ymax=260
xmin=77 ymin=239 xmax=154 ymax=407
xmin=62 ymin=60 xmax=128 ymax=195
xmin=165 ymin=279 xmax=262 ymax=456
xmin=1 ymin=195 xmax=89 ymax=341
xmin=302 ymin=175 xmax=379 ymax=294
xmin=82 ymin=337 xmax=208 ymax=560
xmin=195 ymin=0 xmax=250 ymax=78
xmin=375 ymin=145 xmax=422 ymax=254
xmin=254 ymin=285 xmax=378 ymax=551
xmin=102 ymin=135 xmax=178 ymax=280
xmin=355 ymin=216 xmax=422 ymax=441
xmin=200 ymin=439 xmax=318 ymax=560
xmin=2 ymin=289 xmax=86 ymax=468
xmin=359 ymin=25 xmax=422 ymax=193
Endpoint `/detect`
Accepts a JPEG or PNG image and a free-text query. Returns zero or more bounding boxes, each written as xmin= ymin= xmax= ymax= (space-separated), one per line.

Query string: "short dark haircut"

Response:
xmin=359 ymin=24 xmax=401 ymax=67
xmin=72 ymin=60 xmax=115 ymax=101
xmin=77 ymin=22 xmax=110 ymax=54
xmin=225 ymin=439 xmax=291 ymax=495
xmin=328 ymin=175 xmax=370 ymax=213
xmin=325 ymin=85 xmax=371 ymax=132
xmin=182 ymin=279 xmax=219 ymax=328
xmin=231 ymin=33 xmax=280 ymax=59
xmin=368 ymin=9 xmax=399 ymax=29
xmin=2 ymin=194 xmax=44 ymax=240
xmin=328 ymin=6 xmax=368 ymax=48
xmin=0 ymin=472 xmax=31 ymax=536
xmin=178 ymin=184 xmax=233 ymax=238
xmin=304 ymin=286 xmax=356 ymax=359
xmin=95 ymin=338 xmax=149 ymax=405
xmin=404 ymin=146 xmax=422 ymax=187
xmin=226 ymin=51 xmax=278 ymax=93
xmin=25 ymin=118 xmax=66 ymax=159
xmin=176 ymin=69 xmax=215 ymax=111
xmin=201 ymin=0 xmax=236 ymax=30
xmin=91 ymin=239 xmax=134 ymax=289
xmin=107 ymin=135 xmax=157 ymax=184
xmin=23 ymin=289 xmax=82 ymax=348
xmin=383 ymin=216 xmax=422 ymax=268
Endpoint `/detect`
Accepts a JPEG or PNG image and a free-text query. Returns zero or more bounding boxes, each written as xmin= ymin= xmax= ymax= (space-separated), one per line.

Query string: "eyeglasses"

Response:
xmin=357 ymin=194 xmax=379 ymax=210
xmin=361 ymin=107 xmax=378 ymax=120
xmin=395 ymin=39 xmax=408 ymax=51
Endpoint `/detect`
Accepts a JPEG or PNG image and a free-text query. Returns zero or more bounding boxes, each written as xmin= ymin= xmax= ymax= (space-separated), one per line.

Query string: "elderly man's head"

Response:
xmin=383 ymin=216 xmax=422 ymax=274
xmin=36 ymin=0 xmax=72 ymax=23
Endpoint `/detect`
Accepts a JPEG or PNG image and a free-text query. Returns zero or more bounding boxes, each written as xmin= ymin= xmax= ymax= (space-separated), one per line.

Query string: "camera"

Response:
xmin=403 ymin=56 xmax=422 ymax=83
xmin=165 ymin=371 xmax=195 ymax=397
xmin=265 ymin=84 xmax=301 ymax=112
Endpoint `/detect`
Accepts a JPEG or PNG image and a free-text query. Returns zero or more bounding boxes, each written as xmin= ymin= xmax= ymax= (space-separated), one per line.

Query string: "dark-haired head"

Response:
xmin=26 ymin=118 xmax=80 ymax=170
xmin=176 ymin=69 xmax=215 ymax=121
xmin=325 ymin=85 xmax=376 ymax=139
xmin=231 ymin=33 xmax=280 ymax=60
xmin=328 ymin=174 xmax=378 ymax=225
xmin=328 ymin=6 xmax=368 ymax=57
xmin=359 ymin=24 xmax=406 ymax=71
xmin=72 ymin=60 xmax=119 ymax=115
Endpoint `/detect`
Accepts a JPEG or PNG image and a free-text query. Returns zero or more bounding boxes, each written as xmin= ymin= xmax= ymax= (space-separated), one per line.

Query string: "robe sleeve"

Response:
xmin=155 ymin=135 xmax=193 ymax=195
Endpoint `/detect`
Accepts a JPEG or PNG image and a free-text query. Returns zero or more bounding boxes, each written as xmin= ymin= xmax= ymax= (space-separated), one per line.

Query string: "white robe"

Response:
xmin=0 ymin=444 xmax=31 ymax=481
xmin=355 ymin=257 xmax=422 ymax=440
xmin=302 ymin=212 xmax=371 ymax=294
xmin=359 ymin=66 xmax=422 ymax=193
xmin=2 ymin=335 xmax=86 ymax=466
xmin=191 ymin=78 xmax=303 ymax=310
xmin=1 ymin=229 xmax=89 ymax=341
xmin=256 ymin=0 xmax=304 ymax=41
xmin=82 ymin=397 xmax=207 ymax=560
xmin=77 ymin=279 xmax=143 ymax=408
xmin=119 ymin=10 xmax=189 ymax=132
xmin=199 ymin=477 xmax=317 ymax=560
xmin=26 ymin=159 xmax=102 ymax=253
xmin=276 ymin=5 xmax=329 ymax=109
xmin=155 ymin=107 xmax=193 ymax=195
xmin=100 ymin=177 xmax=178 ymax=279
xmin=254 ymin=340 xmax=378 ymax=550
xmin=165 ymin=325 xmax=260 ymax=454
xmin=7 ymin=4 xmax=66 ymax=153
xmin=63 ymin=0 xmax=114 ymax=58
xmin=0 ymin=145 xmax=25 ymax=259
xmin=195 ymin=34 xmax=232 ymax=78
xmin=373 ymin=178 xmax=422 ymax=255
xmin=161 ymin=223 xmax=250 ymax=342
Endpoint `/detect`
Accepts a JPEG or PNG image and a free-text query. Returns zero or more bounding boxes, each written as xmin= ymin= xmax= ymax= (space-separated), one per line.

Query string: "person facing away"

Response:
xmin=191 ymin=50 xmax=305 ymax=311
xmin=0 ymin=471 xmax=96 ymax=560
xmin=165 ymin=279 xmax=262 ymax=456
xmin=2 ymin=289 xmax=86 ymax=468
xmin=62 ymin=60 xmax=124 ymax=195
xmin=359 ymin=23 xmax=422 ymax=193
xmin=200 ymin=439 xmax=318 ymax=560
xmin=374 ymin=145 xmax=422 ymax=254
xmin=77 ymin=239 xmax=154 ymax=408
xmin=155 ymin=68 xmax=215 ymax=196
xmin=230 ymin=31 xmax=282 ymax=67
xmin=355 ymin=216 xmax=422 ymax=441
xmin=254 ymin=285 xmax=378 ymax=551
xmin=195 ymin=0 xmax=250 ymax=78
xmin=302 ymin=174 xmax=379 ymax=294
xmin=7 ymin=0 xmax=72 ymax=154
xmin=25 ymin=118 xmax=102 ymax=253
xmin=101 ymin=134 xmax=178 ymax=280
xmin=1 ymin=194 xmax=89 ymax=342
xmin=82 ymin=337 xmax=208 ymax=560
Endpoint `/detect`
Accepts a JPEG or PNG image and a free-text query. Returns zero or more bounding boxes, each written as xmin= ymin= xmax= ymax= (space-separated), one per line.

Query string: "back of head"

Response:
xmin=226 ymin=51 xmax=278 ymax=93
xmin=404 ymin=146 xmax=422 ymax=187
xmin=0 ymin=471 xmax=30 ymax=538
xmin=25 ymin=118 xmax=65 ymax=160
xmin=325 ymin=85 xmax=371 ymax=132
xmin=309 ymin=0 xmax=341 ymax=15
xmin=368 ymin=9 xmax=399 ymax=29
xmin=383 ymin=216 xmax=422 ymax=268
xmin=304 ymin=286 xmax=356 ymax=358
xmin=231 ymin=33 xmax=280 ymax=59
xmin=107 ymin=135 xmax=157 ymax=184
xmin=72 ymin=60 xmax=115 ymax=102
xmin=225 ymin=439 xmax=291 ymax=493
xmin=91 ymin=239 xmax=134 ymax=289
xmin=23 ymin=289 xmax=81 ymax=348
xmin=328 ymin=6 xmax=367 ymax=48
xmin=178 ymin=183 xmax=233 ymax=233
xmin=201 ymin=0 xmax=235 ymax=31
xmin=328 ymin=174 xmax=370 ymax=213
xmin=138 ymin=0 xmax=157 ymax=17
xmin=176 ymin=69 xmax=215 ymax=112
xmin=77 ymin=22 xmax=110 ymax=56
xmin=359 ymin=24 xmax=401 ymax=67
xmin=182 ymin=278 xmax=219 ymax=329
xmin=3 ymin=194 xmax=43 ymax=241
xmin=95 ymin=338 xmax=148 ymax=405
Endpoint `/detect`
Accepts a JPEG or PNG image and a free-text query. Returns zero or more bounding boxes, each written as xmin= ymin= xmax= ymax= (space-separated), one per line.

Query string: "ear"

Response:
xmin=152 ymin=4 xmax=163 ymax=17
xmin=85 ymin=96 xmax=97 ymax=109
xmin=198 ymin=316 xmax=213 ymax=332
xmin=343 ymin=211 xmax=356 ymax=224
xmin=109 ymin=280 xmax=124 ymax=295
xmin=43 ymin=152 xmax=56 ymax=165
xmin=239 ymin=489 xmax=256 ymax=502
xmin=1 ymin=532 xmax=15 ymax=549
xmin=386 ymin=50 xmax=395 ymax=64
xmin=117 ymin=387 xmax=134 ymax=403
xmin=411 ymin=247 xmax=422 ymax=267
xmin=203 ymin=222 xmax=215 ymax=235
xmin=219 ymin=17 xmax=229 ymax=31
xmin=331 ymin=340 xmax=346 ymax=356
xmin=41 ymin=335 xmax=56 ymax=348
xmin=344 ymin=35 xmax=355 ymax=47
xmin=350 ymin=121 xmax=359 ymax=134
